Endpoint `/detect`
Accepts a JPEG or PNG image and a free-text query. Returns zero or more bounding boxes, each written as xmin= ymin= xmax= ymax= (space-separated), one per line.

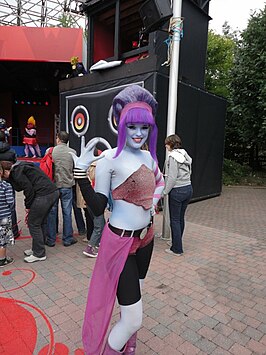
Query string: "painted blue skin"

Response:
xmin=95 ymin=123 xmax=162 ymax=230
xmin=125 ymin=123 xmax=150 ymax=150
xmin=72 ymin=126 xmax=164 ymax=231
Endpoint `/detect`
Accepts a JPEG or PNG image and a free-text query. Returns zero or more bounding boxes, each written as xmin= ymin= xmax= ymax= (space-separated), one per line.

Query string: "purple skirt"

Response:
xmin=82 ymin=223 xmax=154 ymax=355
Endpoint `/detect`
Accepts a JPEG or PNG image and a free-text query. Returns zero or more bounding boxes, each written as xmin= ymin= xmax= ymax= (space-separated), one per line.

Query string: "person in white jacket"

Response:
xmin=163 ymin=134 xmax=193 ymax=256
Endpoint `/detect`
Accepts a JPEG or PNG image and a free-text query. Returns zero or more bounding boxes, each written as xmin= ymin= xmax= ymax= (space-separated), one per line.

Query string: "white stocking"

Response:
xmin=29 ymin=145 xmax=35 ymax=156
xmin=34 ymin=144 xmax=41 ymax=157
xmin=108 ymin=299 xmax=142 ymax=351
xmin=24 ymin=145 xmax=29 ymax=156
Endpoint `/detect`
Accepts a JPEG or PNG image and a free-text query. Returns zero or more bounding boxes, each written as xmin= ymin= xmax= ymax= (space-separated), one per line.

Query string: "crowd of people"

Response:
xmin=0 ymin=85 xmax=193 ymax=354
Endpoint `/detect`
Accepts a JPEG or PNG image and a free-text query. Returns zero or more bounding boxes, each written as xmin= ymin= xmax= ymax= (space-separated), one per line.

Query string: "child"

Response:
xmin=23 ymin=116 xmax=41 ymax=158
xmin=0 ymin=162 xmax=15 ymax=267
xmin=83 ymin=159 xmax=106 ymax=258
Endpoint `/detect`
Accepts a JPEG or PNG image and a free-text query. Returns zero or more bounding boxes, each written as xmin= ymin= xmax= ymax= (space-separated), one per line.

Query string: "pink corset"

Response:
xmin=112 ymin=164 xmax=155 ymax=210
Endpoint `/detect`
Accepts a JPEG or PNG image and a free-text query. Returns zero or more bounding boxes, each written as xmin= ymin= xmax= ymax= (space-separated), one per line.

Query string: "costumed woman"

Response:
xmin=71 ymin=85 xmax=164 ymax=354
xmin=23 ymin=116 xmax=41 ymax=158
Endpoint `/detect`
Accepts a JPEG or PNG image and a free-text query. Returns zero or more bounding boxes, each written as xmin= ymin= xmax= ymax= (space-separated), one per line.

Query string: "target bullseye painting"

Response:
xmin=63 ymin=82 xmax=144 ymax=155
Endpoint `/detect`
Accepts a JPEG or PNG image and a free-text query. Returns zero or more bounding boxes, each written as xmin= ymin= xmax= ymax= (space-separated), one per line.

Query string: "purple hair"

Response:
xmin=112 ymin=85 xmax=158 ymax=162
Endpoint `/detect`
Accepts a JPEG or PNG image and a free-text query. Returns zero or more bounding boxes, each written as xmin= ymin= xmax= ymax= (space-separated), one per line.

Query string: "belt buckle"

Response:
xmin=139 ymin=227 xmax=148 ymax=240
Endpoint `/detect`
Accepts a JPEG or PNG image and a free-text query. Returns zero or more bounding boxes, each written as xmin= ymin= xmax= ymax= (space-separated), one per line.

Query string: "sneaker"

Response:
xmin=0 ymin=256 xmax=14 ymax=267
xmin=24 ymin=249 xmax=33 ymax=256
xmin=82 ymin=237 xmax=88 ymax=243
xmin=63 ymin=238 xmax=78 ymax=247
xmin=165 ymin=249 xmax=182 ymax=256
xmin=24 ymin=255 xmax=46 ymax=263
xmin=161 ymin=236 xmax=171 ymax=241
xmin=45 ymin=241 xmax=55 ymax=247
xmin=83 ymin=245 xmax=98 ymax=258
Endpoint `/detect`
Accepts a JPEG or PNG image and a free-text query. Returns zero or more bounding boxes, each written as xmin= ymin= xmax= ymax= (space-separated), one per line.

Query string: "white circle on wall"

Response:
xmin=70 ymin=105 xmax=90 ymax=137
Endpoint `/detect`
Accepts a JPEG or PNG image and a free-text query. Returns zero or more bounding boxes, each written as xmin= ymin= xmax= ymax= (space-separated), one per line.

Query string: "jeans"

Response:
xmin=28 ymin=190 xmax=59 ymax=257
xmin=168 ymin=184 xmax=193 ymax=254
xmin=89 ymin=214 xmax=105 ymax=247
xmin=73 ymin=203 xmax=86 ymax=233
xmin=72 ymin=185 xmax=86 ymax=233
xmin=47 ymin=187 xmax=74 ymax=244
xmin=9 ymin=188 xmax=19 ymax=237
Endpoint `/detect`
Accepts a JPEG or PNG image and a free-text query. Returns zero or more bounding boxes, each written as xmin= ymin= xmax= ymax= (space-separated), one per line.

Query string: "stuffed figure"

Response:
xmin=66 ymin=56 xmax=87 ymax=78
xmin=22 ymin=116 xmax=41 ymax=158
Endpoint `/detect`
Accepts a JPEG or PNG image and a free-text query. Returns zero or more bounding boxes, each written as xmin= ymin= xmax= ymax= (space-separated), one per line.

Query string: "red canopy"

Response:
xmin=0 ymin=26 xmax=83 ymax=62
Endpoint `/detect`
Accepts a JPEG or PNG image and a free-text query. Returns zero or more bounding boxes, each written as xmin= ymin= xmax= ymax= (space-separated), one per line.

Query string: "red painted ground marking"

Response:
xmin=16 ymin=235 xmax=32 ymax=240
xmin=17 ymin=235 xmax=62 ymax=242
xmin=39 ymin=343 xmax=69 ymax=355
xmin=0 ymin=269 xmax=36 ymax=294
xmin=0 ymin=268 xmax=85 ymax=354
xmin=0 ymin=297 xmax=55 ymax=354
xmin=0 ymin=298 xmax=37 ymax=354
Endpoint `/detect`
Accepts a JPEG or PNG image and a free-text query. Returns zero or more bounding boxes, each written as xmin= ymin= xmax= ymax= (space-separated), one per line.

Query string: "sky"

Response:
xmin=208 ymin=0 xmax=266 ymax=34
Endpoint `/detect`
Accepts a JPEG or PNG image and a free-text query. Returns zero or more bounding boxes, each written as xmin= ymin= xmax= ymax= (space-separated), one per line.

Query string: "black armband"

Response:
xmin=77 ymin=178 xmax=108 ymax=216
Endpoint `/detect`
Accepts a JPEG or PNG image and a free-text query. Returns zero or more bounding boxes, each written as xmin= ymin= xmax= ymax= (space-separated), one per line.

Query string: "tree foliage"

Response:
xmin=206 ymin=8 xmax=266 ymax=169
xmin=205 ymin=27 xmax=236 ymax=98
xmin=57 ymin=13 xmax=76 ymax=28
xmin=229 ymin=6 xmax=266 ymax=167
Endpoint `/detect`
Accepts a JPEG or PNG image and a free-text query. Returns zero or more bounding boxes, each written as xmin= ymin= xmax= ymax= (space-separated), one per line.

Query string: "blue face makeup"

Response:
xmin=126 ymin=123 xmax=150 ymax=149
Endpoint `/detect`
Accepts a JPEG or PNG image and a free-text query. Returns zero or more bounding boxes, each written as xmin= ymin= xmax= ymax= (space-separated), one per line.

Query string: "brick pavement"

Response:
xmin=0 ymin=186 xmax=265 ymax=354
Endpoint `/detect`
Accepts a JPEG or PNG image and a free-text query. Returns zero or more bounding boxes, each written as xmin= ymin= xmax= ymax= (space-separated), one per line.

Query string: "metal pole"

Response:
xmin=166 ymin=0 xmax=182 ymax=136
xmin=162 ymin=0 xmax=183 ymax=240
xmin=17 ymin=0 xmax=22 ymax=26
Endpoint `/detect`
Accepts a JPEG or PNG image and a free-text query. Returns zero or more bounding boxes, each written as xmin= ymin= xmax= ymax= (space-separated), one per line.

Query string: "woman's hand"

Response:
xmin=70 ymin=136 xmax=111 ymax=177
xmin=150 ymin=205 xmax=156 ymax=217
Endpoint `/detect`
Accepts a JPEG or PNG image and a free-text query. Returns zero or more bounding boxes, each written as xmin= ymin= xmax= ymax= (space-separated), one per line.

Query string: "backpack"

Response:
xmin=39 ymin=147 xmax=54 ymax=181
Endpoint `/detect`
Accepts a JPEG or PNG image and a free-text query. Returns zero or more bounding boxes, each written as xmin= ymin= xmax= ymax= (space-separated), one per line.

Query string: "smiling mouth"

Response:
xmin=133 ymin=138 xmax=143 ymax=143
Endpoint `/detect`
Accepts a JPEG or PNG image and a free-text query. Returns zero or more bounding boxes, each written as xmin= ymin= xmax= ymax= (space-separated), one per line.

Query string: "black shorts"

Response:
xmin=117 ymin=239 xmax=154 ymax=306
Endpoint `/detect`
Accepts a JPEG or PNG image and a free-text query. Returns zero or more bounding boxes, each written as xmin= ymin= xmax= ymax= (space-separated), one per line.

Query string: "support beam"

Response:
xmin=162 ymin=0 xmax=183 ymax=240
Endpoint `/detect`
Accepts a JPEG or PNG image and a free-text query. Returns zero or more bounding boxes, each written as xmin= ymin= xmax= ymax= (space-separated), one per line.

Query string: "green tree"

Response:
xmin=229 ymin=6 xmax=266 ymax=168
xmin=205 ymin=28 xmax=236 ymax=98
xmin=57 ymin=13 xmax=76 ymax=28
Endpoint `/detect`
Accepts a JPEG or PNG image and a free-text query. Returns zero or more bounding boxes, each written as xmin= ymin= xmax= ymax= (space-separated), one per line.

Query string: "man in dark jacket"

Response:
xmin=0 ymin=131 xmax=16 ymax=162
xmin=1 ymin=161 xmax=59 ymax=263
xmin=0 ymin=131 xmax=20 ymax=238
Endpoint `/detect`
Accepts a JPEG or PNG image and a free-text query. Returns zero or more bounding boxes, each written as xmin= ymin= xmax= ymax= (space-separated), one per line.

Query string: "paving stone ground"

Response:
xmin=0 ymin=186 xmax=265 ymax=354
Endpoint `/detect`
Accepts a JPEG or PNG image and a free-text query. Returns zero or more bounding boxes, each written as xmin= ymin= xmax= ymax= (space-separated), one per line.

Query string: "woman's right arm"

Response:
xmin=71 ymin=137 xmax=112 ymax=216
xmin=163 ymin=157 xmax=179 ymax=195
xmin=77 ymin=178 xmax=107 ymax=216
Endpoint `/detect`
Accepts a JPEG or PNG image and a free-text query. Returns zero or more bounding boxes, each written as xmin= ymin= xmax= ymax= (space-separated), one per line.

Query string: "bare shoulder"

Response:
xmin=100 ymin=148 xmax=117 ymax=160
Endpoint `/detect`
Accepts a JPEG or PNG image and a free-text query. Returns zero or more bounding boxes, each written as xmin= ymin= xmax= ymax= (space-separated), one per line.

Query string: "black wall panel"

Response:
xmin=179 ymin=0 xmax=210 ymax=89
xmin=60 ymin=74 xmax=226 ymax=200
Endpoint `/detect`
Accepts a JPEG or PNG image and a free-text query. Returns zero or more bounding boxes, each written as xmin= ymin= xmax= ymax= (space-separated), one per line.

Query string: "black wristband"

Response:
xmin=73 ymin=168 xmax=87 ymax=179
